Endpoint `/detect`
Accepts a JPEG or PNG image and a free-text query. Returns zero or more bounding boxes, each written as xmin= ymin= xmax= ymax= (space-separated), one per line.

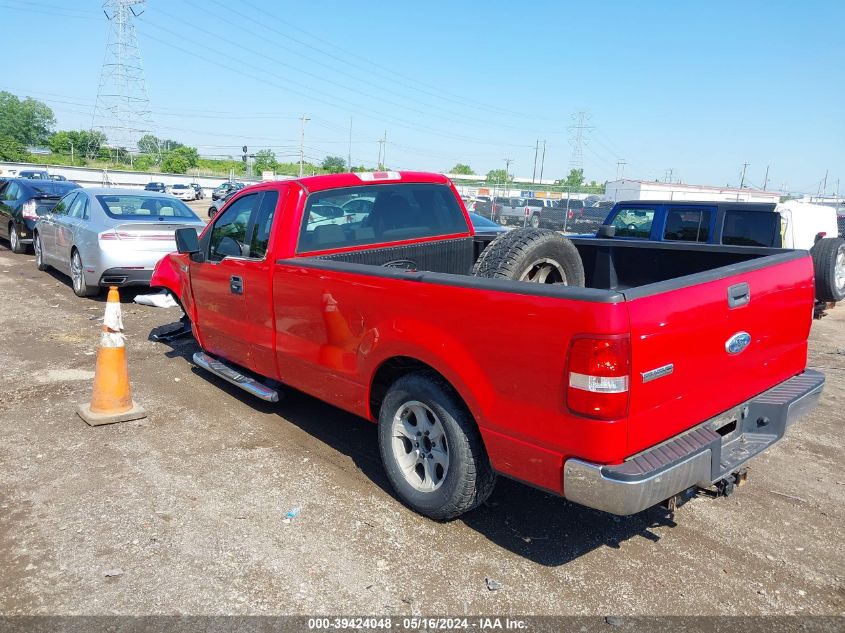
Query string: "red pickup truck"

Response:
xmin=152 ymin=171 xmax=824 ymax=520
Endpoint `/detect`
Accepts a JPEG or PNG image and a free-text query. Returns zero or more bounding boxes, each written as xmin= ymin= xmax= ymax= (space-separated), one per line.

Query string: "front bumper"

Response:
xmin=562 ymin=370 xmax=825 ymax=515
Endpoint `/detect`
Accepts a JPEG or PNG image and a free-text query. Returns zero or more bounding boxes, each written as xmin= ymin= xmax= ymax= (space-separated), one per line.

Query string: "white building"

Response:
xmin=605 ymin=179 xmax=781 ymax=204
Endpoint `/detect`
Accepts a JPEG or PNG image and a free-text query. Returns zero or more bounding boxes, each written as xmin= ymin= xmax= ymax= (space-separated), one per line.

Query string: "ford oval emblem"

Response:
xmin=725 ymin=331 xmax=751 ymax=355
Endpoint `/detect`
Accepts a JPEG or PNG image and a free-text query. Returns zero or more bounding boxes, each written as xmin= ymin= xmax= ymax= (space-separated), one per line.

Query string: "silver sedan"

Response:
xmin=34 ymin=188 xmax=206 ymax=297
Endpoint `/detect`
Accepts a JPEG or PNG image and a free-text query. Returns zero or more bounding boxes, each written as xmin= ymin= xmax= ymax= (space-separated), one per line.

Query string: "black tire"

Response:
xmin=530 ymin=213 xmax=541 ymax=229
xmin=208 ymin=207 xmax=218 ymax=219
xmin=9 ymin=223 xmax=26 ymax=254
xmin=472 ymin=227 xmax=585 ymax=286
xmin=811 ymin=237 xmax=845 ymax=302
xmin=70 ymin=249 xmax=100 ymax=298
xmin=34 ymin=233 xmax=48 ymax=271
xmin=377 ymin=372 xmax=496 ymax=520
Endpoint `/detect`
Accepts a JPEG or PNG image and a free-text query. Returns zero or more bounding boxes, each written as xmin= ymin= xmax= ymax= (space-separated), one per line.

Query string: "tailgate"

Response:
xmin=624 ymin=251 xmax=815 ymax=455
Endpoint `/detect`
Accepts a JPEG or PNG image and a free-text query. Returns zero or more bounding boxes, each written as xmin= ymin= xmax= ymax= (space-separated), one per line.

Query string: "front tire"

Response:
xmin=34 ymin=233 xmax=48 ymax=271
xmin=378 ymin=372 xmax=495 ymax=520
xmin=9 ymin=224 xmax=26 ymax=254
xmin=70 ymin=249 xmax=99 ymax=298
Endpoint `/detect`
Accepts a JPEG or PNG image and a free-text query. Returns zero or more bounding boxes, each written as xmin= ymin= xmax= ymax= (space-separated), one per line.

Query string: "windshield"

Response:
xmin=95 ymin=194 xmax=199 ymax=220
xmin=172 ymin=185 xmax=189 ymax=189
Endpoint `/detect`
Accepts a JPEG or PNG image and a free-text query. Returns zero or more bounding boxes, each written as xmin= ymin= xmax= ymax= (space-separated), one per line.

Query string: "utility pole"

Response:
xmin=382 ymin=131 xmax=387 ymax=168
xmin=532 ymin=140 xmax=539 ymax=185
xmin=503 ymin=158 xmax=513 ymax=195
xmin=538 ymin=140 xmax=546 ymax=184
xmin=616 ymin=159 xmax=626 ymax=181
xmin=70 ymin=141 xmax=74 ymax=165
xmin=763 ymin=165 xmax=769 ymax=190
xmin=822 ymin=169 xmax=828 ymax=196
xmin=739 ymin=162 xmax=749 ymax=188
xmin=568 ymin=111 xmax=593 ymax=170
xmin=665 ymin=168 xmax=674 ymax=183
xmin=347 ymin=116 xmax=352 ymax=172
xmin=377 ymin=132 xmax=387 ymax=168
xmin=298 ymin=115 xmax=310 ymax=177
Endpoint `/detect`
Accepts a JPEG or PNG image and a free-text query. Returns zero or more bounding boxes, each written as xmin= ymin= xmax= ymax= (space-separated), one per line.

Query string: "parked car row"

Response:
xmin=144 ymin=181 xmax=205 ymax=201
xmin=1 ymin=177 xmax=206 ymax=297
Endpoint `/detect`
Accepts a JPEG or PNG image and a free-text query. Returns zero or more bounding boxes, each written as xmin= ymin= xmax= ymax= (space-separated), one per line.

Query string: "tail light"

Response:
xmin=566 ymin=335 xmax=630 ymax=420
xmin=21 ymin=200 xmax=38 ymax=220
xmin=815 ymin=231 xmax=827 ymax=243
xmin=99 ymin=229 xmax=120 ymax=241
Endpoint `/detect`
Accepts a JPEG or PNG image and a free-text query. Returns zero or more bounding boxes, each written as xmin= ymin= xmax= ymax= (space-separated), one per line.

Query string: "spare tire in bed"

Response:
xmin=472 ymin=228 xmax=585 ymax=286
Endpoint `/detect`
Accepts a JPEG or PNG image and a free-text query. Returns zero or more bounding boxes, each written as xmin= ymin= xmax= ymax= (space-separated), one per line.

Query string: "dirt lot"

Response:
xmin=0 ymin=241 xmax=842 ymax=616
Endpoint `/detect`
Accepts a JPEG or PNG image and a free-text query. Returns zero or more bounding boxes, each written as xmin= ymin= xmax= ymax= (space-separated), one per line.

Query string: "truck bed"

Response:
xmin=273 ymin=235 xmax=813 ymax=491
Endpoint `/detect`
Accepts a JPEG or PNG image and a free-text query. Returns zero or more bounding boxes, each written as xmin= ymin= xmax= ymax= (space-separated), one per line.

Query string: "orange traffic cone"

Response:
xmin=77 ymin=286 xmax=147 ymax=426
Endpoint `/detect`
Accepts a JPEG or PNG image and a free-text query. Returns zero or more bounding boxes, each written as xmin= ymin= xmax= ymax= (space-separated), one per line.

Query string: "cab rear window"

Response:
xmin=722 ymin=210 xmax=780 ymax=247
xmin=297 ymin=184 xmax=469 ymax=253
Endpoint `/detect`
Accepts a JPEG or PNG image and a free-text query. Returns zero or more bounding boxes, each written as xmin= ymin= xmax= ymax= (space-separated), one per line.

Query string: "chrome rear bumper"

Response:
xmin=563 ymin=369 xmax=825 ymax=516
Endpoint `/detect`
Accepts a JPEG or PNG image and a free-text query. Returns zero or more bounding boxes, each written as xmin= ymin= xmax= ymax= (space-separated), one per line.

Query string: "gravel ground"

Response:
xmin=0 ymin=241 xmax=842 ymax=616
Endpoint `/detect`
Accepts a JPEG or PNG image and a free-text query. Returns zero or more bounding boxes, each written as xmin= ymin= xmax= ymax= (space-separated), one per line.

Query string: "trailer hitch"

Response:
xmin=714 ymin=468 xmax=749 ymax=497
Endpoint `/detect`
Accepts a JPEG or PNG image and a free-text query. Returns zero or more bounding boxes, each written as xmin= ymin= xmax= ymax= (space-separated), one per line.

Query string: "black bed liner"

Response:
xmin=276 ymin=237 xmax=807 ymax=303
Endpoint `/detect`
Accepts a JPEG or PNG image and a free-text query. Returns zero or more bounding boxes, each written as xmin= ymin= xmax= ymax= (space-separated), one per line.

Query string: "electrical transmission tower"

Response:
xmin=91 ymin=0 xmax=153 ymax=158
xmin=568 ymin=111 xmax=593 ymax=171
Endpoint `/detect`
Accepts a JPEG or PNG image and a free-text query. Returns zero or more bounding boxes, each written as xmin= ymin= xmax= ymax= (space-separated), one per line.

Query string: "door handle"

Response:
xmin=727 ymin=282 xmax=750 ymax=309
xmin=230 ymin=275 xmax=243 ymax=294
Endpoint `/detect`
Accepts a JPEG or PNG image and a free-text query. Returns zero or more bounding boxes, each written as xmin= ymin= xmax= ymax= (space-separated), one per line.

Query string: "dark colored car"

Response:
xmin=190 ymin=183 xmax=204 ymax=200
xmin=211 ymin=181 xmax=245 ymax=201
xmin=144 ymin=182 xmax=167 ymax=193
xmin=0 ymin=178 xmax=80 ymax=253
xmin=208 ymin=189 xmax=238 ymax=218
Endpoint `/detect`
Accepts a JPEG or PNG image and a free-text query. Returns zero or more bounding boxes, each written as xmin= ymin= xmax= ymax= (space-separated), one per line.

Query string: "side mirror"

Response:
xmin=175 ymin=227 xmax=200 ymax=254
xmin=597 ymin=224 xmax=616 ymax=238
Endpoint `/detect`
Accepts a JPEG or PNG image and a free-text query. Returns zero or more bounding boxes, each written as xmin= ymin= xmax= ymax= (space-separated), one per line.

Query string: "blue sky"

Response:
xmin=1 ymin=0 xmax=843 ymax=193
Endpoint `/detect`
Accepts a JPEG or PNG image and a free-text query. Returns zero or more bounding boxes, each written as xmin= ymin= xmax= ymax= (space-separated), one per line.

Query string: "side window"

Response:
xmin=722 ymin=210 xmax=780 ymax=247
xmin=208 ymin=193 xmax=262 ymax=261
xmin=4 ymin=183 xmax=21 ymax=201
xmin=663 ymin=208 xmax=711 ymax=242
xmin=611 ymin=207 xmax=655 ymax=238
xmin=248 ymin=191 xmax=279 ymax=260
xmin=68 ymin=194 xmax=88 ymax=220
xmin=53 ymin=192 xmax=77 ymax=215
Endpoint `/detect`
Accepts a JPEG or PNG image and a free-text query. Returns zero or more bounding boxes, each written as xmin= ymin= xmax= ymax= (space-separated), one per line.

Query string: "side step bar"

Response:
xmin=192 ymin=351 xmax=280 ymax=402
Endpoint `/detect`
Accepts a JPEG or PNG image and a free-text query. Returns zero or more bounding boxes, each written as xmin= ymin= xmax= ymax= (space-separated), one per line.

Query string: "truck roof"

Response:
xmin=615 ymin=200 xmax=777 ymax=212
xmin=286 ymin=171 xmax=451 ymax=193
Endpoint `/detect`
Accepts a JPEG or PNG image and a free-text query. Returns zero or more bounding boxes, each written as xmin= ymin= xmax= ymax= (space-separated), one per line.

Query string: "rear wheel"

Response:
xmin=9 ymin=223 xmax=26 ymax=254
xmin=377 ymin=372 xmax=495 ymax=520
xmin=70 ymin=249 xmax=99 ymax=298
xmin=472 ymin=228 xmax=585 ymax=286
xmin=810 ymin=237 xmax=845 ymax=302
xmin=34 ymin=233 xmax=48 ymax=271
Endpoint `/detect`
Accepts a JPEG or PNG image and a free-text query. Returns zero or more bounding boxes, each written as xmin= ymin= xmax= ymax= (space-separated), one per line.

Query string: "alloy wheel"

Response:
xmin=390 ymin=400 xmax=450 ymax=492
